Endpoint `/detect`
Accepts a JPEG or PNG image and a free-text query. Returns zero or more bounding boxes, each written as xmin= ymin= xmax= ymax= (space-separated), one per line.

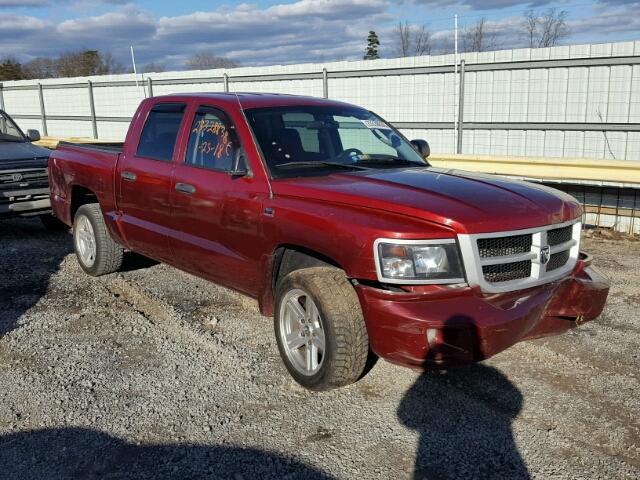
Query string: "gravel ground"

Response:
xmin=0 ymin=217 xmax=638 ymax=479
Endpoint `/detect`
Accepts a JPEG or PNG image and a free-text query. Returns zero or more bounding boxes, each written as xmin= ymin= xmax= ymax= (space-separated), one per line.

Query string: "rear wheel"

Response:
xmin=73 ymin=203 xmax=123 ymax=276
xmin=274 ymin=267 xmax=369 ymax=391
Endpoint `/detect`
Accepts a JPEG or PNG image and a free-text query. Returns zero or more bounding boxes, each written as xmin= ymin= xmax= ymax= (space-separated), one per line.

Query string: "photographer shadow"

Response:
xmin=397 ymin=316 xmax=529 ymax=479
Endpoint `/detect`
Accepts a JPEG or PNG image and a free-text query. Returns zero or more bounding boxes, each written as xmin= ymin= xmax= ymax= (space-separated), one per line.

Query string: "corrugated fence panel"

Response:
xmin=96 ymin=121 xmax=129 ymax=140
xmin=46 ymin=119 xmax=93 ymax=138
xmin=4 ymin=89 xmax=41 ymax=115
xmin=93 ymin=85 xmax=144 ymax=118
xmin=2 ymin=41 xmax=640 ymax=159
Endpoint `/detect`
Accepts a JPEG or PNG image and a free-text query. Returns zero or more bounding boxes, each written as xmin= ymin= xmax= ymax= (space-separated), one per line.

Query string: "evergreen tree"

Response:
xmin=364 ymin=31 xmax=380 ymax=60
xmin=0 ymin=58 xmax=25 ymax=81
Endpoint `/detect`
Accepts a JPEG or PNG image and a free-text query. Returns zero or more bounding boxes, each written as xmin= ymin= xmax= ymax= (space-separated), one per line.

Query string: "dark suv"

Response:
xmin=0 ymin=109 xmax=62 ymax=228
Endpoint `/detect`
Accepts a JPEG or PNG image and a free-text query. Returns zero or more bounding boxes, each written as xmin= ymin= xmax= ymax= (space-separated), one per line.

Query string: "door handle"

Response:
xmin=121 ymin=171 xmax=137 ymax=182
xmin=175 ymin=182 xmax=196 ymax=195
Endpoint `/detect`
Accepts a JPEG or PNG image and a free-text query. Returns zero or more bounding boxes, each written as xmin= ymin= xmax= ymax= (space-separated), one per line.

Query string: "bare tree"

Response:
xmin=142 ymin=62 xmax=166 ymax=73
xmin=394 ymin=21 xmax=432 ymax=57
xmin=185 ymin=53 xmax=239 ymax=70
xmin=462 ymin=18 xmax=497 ymax=52
xmin=523 ymin=8 xmax=569 ymax=48
xmin=56 ymin=50 xmax=125 ymax=78
xmin=397 ymin=21 xmax=411 ymax=57
xmin=23 ymin=57 xmax=57 ymax=79
xmin=101 ymin=52 xmax=126 ymax=75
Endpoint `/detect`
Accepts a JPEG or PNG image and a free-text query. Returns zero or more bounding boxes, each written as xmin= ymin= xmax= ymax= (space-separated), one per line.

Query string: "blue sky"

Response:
xmin=1 ymin=0 xmax=638 ymax=70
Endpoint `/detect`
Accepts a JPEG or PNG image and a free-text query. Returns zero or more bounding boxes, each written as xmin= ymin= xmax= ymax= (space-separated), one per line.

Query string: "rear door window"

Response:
xmin=136 ymin=103 xmax=186 ymax=161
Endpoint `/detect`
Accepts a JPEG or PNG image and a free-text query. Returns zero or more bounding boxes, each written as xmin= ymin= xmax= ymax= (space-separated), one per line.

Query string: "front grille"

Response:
xmin=0 ymin=168 xmax=48 ymax=187
xmin=482 ymin=260 xmax=531 ymax=282
xmin=547 ymin=226 xmax=573 ymax=246
xmin=547 ymin=250 xmax=570 ymax=271
xmin=465 ymin=221 xmax=580 ymax=290
xmin=477 ymin=234 xmax=532 ymax=258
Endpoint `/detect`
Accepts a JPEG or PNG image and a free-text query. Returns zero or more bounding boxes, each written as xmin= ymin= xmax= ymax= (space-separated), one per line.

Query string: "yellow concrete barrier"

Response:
xmin=35 ymin=136 xmax=120 ymax=149
xmin=35 ymin=137 xmax=640 ymax=186
xmin=428 ymin=154 xmax=640 ymax=186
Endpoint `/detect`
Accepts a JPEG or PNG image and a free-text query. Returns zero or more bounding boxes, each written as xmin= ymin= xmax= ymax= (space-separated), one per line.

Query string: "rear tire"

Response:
xmin=274 ymin=267 xmax=369 ymax=391
xmin=73 ymin=203 xmax=123 ymax=276
xmin=40 ymin=214 xmax=69 ymax=231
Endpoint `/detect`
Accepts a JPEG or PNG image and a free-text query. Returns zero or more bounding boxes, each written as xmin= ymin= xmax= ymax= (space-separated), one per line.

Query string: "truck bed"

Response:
xmin=57 ymin=140 xmax=124 ymax=153
xmin=49 ymin=141 xmax=123 ymax=226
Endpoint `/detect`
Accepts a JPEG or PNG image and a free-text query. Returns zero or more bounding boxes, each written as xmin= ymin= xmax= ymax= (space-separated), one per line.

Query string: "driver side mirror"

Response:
xmin=27 ymin=129 xmax=41 ymax=142
xmin=229 ymin=148 xmax=249 ymax=177
xmin=410 ymin=139 xmax=430 ymax=158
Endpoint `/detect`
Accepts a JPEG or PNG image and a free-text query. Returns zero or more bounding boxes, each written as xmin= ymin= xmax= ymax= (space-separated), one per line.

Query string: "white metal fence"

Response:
xmin=2 ymin=40 xmax=640 ymax=161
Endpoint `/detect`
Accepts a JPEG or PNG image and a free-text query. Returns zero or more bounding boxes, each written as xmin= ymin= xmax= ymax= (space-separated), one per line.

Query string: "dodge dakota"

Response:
xmin=0 ymin=108 xmax=62 ymax=228
xmin=48 ymin=93 xmax=610 ymax=390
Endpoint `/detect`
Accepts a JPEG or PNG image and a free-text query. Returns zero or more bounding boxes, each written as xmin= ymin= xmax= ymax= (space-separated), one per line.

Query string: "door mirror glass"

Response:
xmin=410 ymin=139 xmax=430 ymax=158
xmin=229 ymin=149 xmax=249 ymax=177
xmin=27 ymin=129 xmax=41 ymax=142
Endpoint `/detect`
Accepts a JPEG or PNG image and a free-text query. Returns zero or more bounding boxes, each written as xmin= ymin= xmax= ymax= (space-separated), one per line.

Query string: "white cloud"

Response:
xmin=403 ymin=0 xmax=553 ymax=10
xmin=0 ymin=0 xmax=48 ymax=6
xmin=0 ymin=0 xmax=638 ymax=70
xmin=58 ymin=6 xmax=156 ymax=38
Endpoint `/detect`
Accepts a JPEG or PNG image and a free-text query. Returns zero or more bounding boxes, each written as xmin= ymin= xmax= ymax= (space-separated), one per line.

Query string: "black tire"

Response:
xmin=274 ymin=267 xmax=369 ymax=391
xmin=73 ymin=203 xmax=123 ymax=276
xmin=40 ymin=214 xmax=69 ymax=231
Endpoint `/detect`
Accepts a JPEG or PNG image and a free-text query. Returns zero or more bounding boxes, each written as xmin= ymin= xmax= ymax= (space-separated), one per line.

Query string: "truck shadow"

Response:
xmin=397 ymin=317 xmax=529 ymax=479
xmin=0 ymin=217 xmax=72 ymax=337
xmin=120 ymin=251 xmax=160 ymax=272
xmin=0 ymin=427 xmax=332 ymax=479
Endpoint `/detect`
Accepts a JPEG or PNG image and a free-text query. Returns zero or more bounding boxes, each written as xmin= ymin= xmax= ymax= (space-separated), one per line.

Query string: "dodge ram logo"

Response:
xmin=540 ymin=246 xmax=551 ymax=265
xmin=11 ymin=173 xmax=23 ymax=182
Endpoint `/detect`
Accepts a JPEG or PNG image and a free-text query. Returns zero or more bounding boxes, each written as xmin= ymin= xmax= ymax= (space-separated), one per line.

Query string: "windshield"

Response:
xmin=244 ymin=105 xmax=427 ymax=178
xmin=0 ymin=111 xmax=26 ymax=142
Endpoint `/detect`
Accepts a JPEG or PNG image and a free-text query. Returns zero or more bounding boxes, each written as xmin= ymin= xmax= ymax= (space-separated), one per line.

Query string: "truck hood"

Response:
xmin=0 ymin=141 xmax=51 ymax=165
xmin=272 ymin=167 xmax=582 ymax=234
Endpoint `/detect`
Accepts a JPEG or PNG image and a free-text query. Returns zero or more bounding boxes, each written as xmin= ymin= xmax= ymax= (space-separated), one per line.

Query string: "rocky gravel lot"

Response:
xmin=0 ymin=217 xmax=638 ymax=479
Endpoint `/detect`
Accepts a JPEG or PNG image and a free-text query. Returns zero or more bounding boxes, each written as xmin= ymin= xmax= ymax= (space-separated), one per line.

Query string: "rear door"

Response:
xmin=116 ymin=102 xmax=187 ymax=261
xmin=169 ymin=104 xmax=268 ymax=296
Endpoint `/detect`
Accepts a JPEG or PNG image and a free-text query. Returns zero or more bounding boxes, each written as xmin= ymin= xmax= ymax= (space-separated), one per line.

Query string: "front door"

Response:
xmin=169 ymin=105 xmax=269 ymax=296
xmin=116 ymin=102 xmax=187 ymax=261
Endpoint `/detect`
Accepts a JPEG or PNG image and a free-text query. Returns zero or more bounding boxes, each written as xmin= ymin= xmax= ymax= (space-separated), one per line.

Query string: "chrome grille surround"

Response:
xmin=458 ymin=220 xmax=581 ymax=293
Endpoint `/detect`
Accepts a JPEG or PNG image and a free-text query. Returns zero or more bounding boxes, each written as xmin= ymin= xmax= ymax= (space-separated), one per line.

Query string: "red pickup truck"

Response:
xmin=48 ymin=93 xmax=609 ymax=390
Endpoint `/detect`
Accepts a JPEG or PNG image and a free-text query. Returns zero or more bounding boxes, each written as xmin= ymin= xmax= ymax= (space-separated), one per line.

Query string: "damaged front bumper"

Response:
xmin=355 ymin=253 xmax=610 ymax=369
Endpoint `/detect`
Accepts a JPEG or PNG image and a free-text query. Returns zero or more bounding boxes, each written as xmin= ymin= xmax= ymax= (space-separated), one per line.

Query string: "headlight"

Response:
xmin=374 ymin=239 xmax=465 ymax=284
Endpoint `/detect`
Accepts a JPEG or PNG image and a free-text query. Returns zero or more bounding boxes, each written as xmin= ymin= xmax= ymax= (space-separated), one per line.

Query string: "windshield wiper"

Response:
xmin=274 ymin=161 xmax=369 ymax=170
xmin=354 ymin=157 xmax=424 ymax=167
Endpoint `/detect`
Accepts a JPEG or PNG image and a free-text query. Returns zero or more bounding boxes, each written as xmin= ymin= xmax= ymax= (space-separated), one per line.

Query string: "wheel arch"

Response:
xmin=258 ymin=244 xmax=347 ymax=317
xmin=69 ymin=185 xmax=99 ymax=221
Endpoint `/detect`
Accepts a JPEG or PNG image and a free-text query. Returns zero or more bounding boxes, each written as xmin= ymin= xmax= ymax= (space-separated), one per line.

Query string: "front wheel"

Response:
xmin=73 ymin=203 xmax=123 ymax=276
xmin=274 ymin=267 xmax=369 ymax=391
